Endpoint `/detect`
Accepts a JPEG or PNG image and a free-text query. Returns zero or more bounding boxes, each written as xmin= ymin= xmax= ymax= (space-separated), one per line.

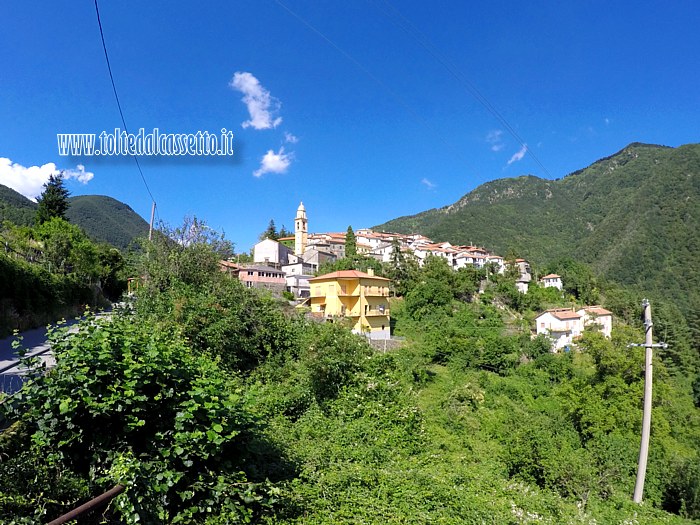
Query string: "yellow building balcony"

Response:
xmin=365 ymin=308 xmax=390 ymax=317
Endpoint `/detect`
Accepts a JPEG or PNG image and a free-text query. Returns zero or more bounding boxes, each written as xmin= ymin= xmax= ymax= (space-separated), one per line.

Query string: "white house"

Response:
xmin=285 ymin=274 xmax=311 ymax=298
xmin=486 ymin=255 xmax=505 ymax=274
xmin=540 ymin=273 xmax=563 ymax=290
xmin=535 ymin=308 xmax=584 ymax=350
xmin=253 ymin=238 xmax=293 ymax=268
xmin=576 ymin=306 xmax=613 ymax=338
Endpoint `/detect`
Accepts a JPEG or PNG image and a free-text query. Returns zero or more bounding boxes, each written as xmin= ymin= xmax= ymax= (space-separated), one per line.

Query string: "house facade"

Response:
xmin=576 ymin=306 xmax=613 ymax=338
xmin=253 ymin=238 xmax=293 ymax=268
xmin=535 ymin=306 xmax=614 ymax=350
xmin=308 ymin=269 xmax=391 ymax=340
xmin=541 ymin=273 xmax=563 ymax=290
xmin=237 ymin=264 xmax=286 ymax=293
xmin=535 ymin=308 xmax=584 ymax=350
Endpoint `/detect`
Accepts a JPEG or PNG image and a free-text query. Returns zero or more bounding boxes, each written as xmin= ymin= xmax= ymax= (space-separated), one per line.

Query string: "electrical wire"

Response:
xmin=93 ymin=0 xmax=157 ymax=204
xmin=373 ymin=0 xmax=552 ymax=178
xmin=274 ymin=0 xmax=476 ymax=169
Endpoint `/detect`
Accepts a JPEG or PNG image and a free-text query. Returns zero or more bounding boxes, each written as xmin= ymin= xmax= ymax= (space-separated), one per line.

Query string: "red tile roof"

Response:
xmin=541 ymin=273 xmax=561 ymax=279
xmin=580 ymin=306 xmax=612 ymax=316
xmin=309 ymin=270 xmax=390 ymax=281
xmin=536 ymin=308 xmax=581 ymax=320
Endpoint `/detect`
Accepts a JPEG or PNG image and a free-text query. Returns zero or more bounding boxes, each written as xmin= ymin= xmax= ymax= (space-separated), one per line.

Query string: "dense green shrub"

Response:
xmin=1 ymin=314 xmax=282 ymax=523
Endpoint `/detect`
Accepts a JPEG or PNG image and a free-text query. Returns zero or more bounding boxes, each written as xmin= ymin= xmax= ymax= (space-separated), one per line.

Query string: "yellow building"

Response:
xmin=308 ymin=269 xmax=390 ymax=339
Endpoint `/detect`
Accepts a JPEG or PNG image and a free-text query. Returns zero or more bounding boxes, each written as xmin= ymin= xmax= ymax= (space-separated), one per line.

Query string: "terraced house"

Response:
xmin=308 ymin=269 xmax=390 ymax=340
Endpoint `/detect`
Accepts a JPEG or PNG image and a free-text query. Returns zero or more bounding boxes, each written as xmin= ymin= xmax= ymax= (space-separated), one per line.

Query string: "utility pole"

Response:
xmin=148 ymin=201 xmax=156 ymax=241
xmin=629 ymin=299 xmax=667 ymax=503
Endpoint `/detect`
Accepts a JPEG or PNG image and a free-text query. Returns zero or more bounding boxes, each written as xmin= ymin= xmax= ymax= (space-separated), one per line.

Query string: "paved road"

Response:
xmin=0 ymin=309 xmax=116 ymax=394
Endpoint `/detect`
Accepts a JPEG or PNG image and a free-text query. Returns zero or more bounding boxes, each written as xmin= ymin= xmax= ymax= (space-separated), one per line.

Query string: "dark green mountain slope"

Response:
xmin=376 ymin=142 xmax=700 ymax=312
xmin=65 ymin=195 xmax=149 ymax=250
xmin=0 ymin=184 xmax=149 ymax=250
xmin=0 ymin=184 xmax=36 ymax=225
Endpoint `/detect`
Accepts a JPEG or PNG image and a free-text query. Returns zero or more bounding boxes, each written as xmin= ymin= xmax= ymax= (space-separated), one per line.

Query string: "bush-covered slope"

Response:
xmin=65 ymin=195 xmax=149 ymax=251
xmin=376 ymin=142 xmax=700 ymax=313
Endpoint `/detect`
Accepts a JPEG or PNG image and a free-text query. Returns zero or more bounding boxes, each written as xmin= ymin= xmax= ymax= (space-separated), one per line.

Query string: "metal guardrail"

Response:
xmin=47 ymin=484 xmax=125 ymax=525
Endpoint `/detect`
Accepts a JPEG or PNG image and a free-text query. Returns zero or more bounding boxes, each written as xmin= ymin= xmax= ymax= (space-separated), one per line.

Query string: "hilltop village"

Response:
xmin=219 ymin=203 xmax=612 ymax=348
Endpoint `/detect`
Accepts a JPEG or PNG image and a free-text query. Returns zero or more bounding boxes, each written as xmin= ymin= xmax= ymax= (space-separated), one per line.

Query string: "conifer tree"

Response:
xmin=36 ymin=172 xmax=70 ymax=224
xmin=259 ymin=219 xmax=279 ymax=241
xmin=345 ymin=225 xmax=357 ymax=257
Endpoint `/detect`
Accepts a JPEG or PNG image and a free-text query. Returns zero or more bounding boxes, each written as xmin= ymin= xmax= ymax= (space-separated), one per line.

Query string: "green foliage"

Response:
xmin=546 ymin=258 xmax=600 ymax=304
xmin=3 ymin=199 xmax=699 ymax=523
xmin=65 ymin=195 xmax=150 ymax=251
xmin=140 ymin=278 xmax=297 ymax=373
xmin=344 ymin=225 xmax=356 ymax=257
xmin=2 ymin=314 xmax=279 ymax=523
xmin=0 ymin=182 xmax=149 ymax=250
xmin=259 ymin=219 xmax=279 ymax=241
xmin=376 ymin=143 xmax=700 ymax=320
xmin=36 ymin=173 xmax=69 ymax=225
xmin=137 ymin=216 xmax=233 ymax=291
xmin=0 ymin=251 xmax=95 ymax=336
xmin=0 ymin=183 xmax=36 ymax=225
xmin=383 ymin=238 xmax=420 ymax=296
xmin=317 ymin=254 xmax=384 ymax=276
xmin=0 ymin=217 xmax=125 ymax=335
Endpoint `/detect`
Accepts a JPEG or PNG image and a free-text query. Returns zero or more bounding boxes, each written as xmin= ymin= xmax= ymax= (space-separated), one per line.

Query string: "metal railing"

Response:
xmin=47 ymin=484 xmax=125 ymax=525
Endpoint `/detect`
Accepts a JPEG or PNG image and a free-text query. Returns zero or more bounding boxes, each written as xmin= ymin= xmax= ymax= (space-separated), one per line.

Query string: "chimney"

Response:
xmin=367 ymin=268 xmax=375 ymax=276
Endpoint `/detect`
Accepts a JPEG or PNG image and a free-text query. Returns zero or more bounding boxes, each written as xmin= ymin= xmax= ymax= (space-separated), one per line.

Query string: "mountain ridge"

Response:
xmin=0 ymin=185 xmax=149 ymax=250
xmin=375 ymin=142 xmax=700 ymax=313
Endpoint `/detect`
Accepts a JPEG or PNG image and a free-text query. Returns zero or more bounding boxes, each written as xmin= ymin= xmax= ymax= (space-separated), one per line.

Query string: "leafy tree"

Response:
xmin=317 ymin=254 xmax=384 ymax=277
xmin=36 ymin=172 xmax=70 ymax=225
xmin=138 ymin=216 xmax=233 ymax=291
xmin=36 ymin=217 xmax=100 ymax=282
xmin=344 ymin=226 xmax=357 ymax=257
xmin=547 ymin=258 xmax=600 ymax=304
xmin=384 ymin=239 xmax=419 ymax=296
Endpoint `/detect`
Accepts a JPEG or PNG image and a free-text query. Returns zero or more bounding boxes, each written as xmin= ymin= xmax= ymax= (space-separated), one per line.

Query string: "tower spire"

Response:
xmin=295 ymin=201 xmax=308 ymax=256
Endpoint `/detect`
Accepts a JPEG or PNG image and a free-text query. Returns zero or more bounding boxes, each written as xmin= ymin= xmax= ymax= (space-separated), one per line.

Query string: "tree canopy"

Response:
xmin=36 ymin=173 xmax=70 ymax=225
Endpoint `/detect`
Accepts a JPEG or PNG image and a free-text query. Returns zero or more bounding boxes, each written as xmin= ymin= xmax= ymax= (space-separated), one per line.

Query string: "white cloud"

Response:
xmin=253 ymin=147 xmax=292 ymax=178
xmin=64 ymin=164 xmax=94 ymax=184
xmin=604 ymin=117 xmax=610 ymax=126
xmin=284 ymin=132 xmax=298 ymax=144
xmin=230 ymin=71 xmax=282 ymax=130
xmin=421 ymin=178 xmax=436 ymax=189
xmin=486 ymin=129 xmax=504 ymax=152
xmin=0 ymin=157 xmax=93 ymax=201
xmin=507 ymin=144 xmax=527 ymax=165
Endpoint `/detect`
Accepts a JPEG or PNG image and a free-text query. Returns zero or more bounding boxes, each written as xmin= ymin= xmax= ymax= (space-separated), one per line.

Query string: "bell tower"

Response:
xmin=294 ymin=201 xmax=308 ymax=256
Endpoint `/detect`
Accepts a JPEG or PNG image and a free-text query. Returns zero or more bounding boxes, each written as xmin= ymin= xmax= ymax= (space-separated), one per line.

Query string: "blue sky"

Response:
xmin=1 ymin=1 xmax=698 ymax=251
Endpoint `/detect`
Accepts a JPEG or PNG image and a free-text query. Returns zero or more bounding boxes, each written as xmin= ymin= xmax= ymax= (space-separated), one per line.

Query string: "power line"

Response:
xmin=93 ymin=0 xmax=157 ymax=204
xmin=373 ymin=0 xmax=552 ymax=178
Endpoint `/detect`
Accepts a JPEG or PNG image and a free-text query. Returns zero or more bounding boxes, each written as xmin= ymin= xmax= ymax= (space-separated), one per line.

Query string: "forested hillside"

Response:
xmin=66 ymin=195 xmax=149 ymax=251
xmin=376 ymin=143 xmax=700 ymax=315
xmin=0 ymin=184 xmax=149 ymax=251
xmin=0 ymin=184 xmax=36 ymax=225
